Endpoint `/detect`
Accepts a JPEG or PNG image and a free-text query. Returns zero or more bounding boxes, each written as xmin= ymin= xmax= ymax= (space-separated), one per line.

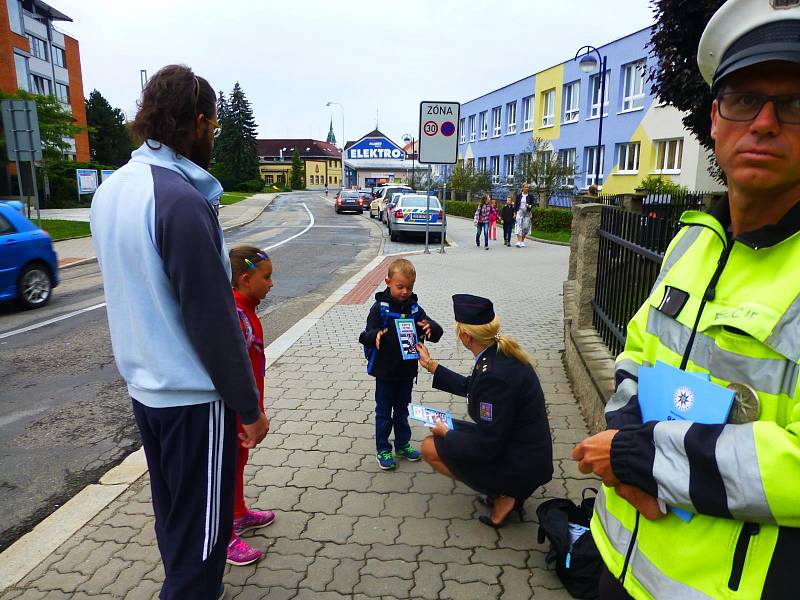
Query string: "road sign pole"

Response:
xmin=424 ymin=172 xmax=431 ymax=254
xmin=440 ymin=182 xmax=447 ymax=254
xmin=25 ymin=104 xmax=40 ymax=224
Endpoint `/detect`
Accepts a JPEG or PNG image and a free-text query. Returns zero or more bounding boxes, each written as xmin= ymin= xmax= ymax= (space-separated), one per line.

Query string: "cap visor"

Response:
xmin=714 ymin=47 xmax=800 ymax=89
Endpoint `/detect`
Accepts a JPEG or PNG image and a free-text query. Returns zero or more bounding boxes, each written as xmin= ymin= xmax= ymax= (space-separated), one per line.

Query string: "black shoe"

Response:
xmin=478 ymin=498 xmax=525 ymax=529
xmin=476 ymin=494 xmax=495 ymax=507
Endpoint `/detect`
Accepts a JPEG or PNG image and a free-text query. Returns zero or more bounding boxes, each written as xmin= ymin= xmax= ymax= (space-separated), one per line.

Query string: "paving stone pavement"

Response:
xmin=2 ymin=216 xmax=598 ymax=599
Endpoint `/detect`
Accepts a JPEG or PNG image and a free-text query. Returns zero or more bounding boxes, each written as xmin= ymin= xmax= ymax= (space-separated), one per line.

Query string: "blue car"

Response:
xmin=0 ymin=201 xmax=59 ymax=309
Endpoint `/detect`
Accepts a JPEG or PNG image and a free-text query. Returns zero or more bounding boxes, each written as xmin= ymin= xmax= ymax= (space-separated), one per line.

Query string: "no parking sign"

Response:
xmin=418 ymin=101 xmax=460 ymax=164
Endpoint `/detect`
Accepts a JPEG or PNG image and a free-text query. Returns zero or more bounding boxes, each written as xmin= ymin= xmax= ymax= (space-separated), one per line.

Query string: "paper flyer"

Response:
xmin=394 ymin=318 xmax=420 ymax=360
xmin=409 ymin=403 xmax=454 ymax=429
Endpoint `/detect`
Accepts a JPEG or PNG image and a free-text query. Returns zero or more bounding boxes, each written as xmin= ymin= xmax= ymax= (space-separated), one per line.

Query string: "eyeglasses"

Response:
xmin=717 ymin=92 xmax=800 ymax=125
xmin=206 ymin=117 xmax=222 ymax=138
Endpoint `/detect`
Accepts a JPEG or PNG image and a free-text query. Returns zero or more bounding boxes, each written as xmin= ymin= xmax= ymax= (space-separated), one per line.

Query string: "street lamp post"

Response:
xmin=402 ymin=134 xmax=415 ymax=188
xmin=326 ymin=101 xmax=345 ymax=187
xmin=575 ymin=46 xmax=607 ymax=190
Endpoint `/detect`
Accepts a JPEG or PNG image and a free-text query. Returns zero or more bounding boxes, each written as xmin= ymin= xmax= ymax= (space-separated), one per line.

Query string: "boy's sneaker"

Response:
xmin=234 ymin=509 xmax=276 ymax=535
xmin=396 ymin=444 xmax=421 ymax=461
xmin=376 ymin=450 xmax=396 ymax=470
xmin=226 ymin=535 xmax=263 ymax=566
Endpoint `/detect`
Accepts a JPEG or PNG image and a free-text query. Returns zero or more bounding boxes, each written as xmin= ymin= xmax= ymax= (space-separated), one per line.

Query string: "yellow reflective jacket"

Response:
xmin=593 ymin=200 xmax=800 ymax=599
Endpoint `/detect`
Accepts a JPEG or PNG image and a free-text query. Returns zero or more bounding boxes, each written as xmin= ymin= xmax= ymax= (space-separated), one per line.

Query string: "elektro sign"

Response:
xmin=347 ymin=137 xmax=406 ymax=160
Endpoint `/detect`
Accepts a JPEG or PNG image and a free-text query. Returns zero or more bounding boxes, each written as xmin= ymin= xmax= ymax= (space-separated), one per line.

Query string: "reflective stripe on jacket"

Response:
xmin=593 ymin=203 xmax=800 ymax=599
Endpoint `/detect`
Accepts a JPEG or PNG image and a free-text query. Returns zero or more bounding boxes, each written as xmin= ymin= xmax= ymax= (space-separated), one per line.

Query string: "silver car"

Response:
xmin=386 ymin=194 xmax=445 ymax=243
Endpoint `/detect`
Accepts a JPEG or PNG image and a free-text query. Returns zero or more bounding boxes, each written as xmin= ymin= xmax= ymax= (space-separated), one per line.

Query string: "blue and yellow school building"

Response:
xmin=446 ymin=27 xmax=724 ymax=195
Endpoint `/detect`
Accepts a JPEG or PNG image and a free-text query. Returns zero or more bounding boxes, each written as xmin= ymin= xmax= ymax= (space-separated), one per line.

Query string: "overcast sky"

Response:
xmin=55 ymin=0 xmax=654 ymax=147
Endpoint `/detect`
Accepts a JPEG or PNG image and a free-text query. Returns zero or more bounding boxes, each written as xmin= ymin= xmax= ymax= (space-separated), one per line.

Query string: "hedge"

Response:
xmin=444 ymin=200 xmax=572 ymax=232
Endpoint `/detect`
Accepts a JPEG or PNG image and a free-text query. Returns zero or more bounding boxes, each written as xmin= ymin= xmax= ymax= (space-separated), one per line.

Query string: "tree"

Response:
xmin=85 ymin=89 xmax=133 ymax=167
xmin=212 ymin=82 xmax=259 ymax=189
xmin=649 ymin=0 xmax=726 ymax=179
xmin=516 ymin=138 xmax=578 ymax=207
xmin=446 ymin=161 xmax=492 ymax=198
xmin=290 ymin=148 xmax=304 ymax=190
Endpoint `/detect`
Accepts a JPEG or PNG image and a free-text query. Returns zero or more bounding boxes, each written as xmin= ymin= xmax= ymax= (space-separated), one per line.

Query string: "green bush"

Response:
xmin=234 ymin=179 xmax=264 ymax=193
xmin=445 ymin=201 xmax=572 ymax=232
xmin=43 ymin=160 xmax=115 ymax=208
xmin=637 ymin=175 xmax=689 ymax=196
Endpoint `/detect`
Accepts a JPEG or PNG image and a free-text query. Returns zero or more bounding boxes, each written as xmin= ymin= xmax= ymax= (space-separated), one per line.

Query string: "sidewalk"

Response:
xmin=53 ymin=193 xmax=278 ymax=268
xmin=0 ymin=216 xmax=597 ymax=599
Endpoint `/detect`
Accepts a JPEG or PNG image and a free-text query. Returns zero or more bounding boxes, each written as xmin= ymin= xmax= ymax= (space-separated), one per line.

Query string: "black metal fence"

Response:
xmin=592 ymin=206 xmax=687 ymax=356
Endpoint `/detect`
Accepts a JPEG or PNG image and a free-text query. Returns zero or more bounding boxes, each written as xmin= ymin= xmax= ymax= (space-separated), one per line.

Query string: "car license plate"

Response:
xmin=411 ymin=213 xmax=428 ymax=222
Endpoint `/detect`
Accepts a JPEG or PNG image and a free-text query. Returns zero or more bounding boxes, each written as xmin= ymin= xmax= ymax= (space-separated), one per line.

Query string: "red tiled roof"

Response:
xmin=257 ymin=139 xmax=341 ymax=159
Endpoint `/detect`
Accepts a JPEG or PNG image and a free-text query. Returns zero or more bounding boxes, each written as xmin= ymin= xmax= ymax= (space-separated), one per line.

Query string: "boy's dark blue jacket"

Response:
xmin=359 ymin=288 xmax=443 ymax=382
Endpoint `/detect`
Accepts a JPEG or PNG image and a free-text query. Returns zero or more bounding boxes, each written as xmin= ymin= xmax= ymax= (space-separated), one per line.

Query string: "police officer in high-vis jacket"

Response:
xmin=572 ymin=1 xmax=800 ymax=598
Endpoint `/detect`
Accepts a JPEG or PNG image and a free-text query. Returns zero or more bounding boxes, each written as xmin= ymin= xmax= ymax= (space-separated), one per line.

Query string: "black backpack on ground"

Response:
xmin=536 ymin=488 xmax=603 ymax=599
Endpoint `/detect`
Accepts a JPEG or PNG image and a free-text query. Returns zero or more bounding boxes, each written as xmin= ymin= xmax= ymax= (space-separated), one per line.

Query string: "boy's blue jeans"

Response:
xmin=375 ymin=379 xmax=413 ymax=453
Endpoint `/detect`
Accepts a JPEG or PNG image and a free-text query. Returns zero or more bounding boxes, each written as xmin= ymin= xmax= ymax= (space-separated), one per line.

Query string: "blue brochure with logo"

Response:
xmin=395 ymin=318 xmax=420 ymax=360
xmin=409 ymin=403 xmax=454 ymax=429
xmin=638 ymin=361 xmax=735 ymax=522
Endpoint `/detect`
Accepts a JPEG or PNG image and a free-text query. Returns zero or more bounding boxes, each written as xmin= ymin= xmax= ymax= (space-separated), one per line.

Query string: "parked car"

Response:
xmin=0 ymin=201 xmax=59 ymax=309
xmin=334 ymin=190 xmax=366 ymax=214
xmin=386 ymin=194 xmax=445 ymax=243
xmin=372 ymin=185 xmax=413 ymax=223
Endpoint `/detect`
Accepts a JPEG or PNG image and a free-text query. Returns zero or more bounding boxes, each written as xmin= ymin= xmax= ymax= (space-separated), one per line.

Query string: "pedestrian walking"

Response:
xmin=474 ymin=194 xmax=491 ymax=250
xmin=358 ymin=258 xmax=443 ymax=471
xmin=417 ymin=294 xmax=553 ymax=527
xmin=500 ymin=196 xmax=515 ymax=247
xmin=573 ymin=2 xmax=800 ymax=598
xmin=90 ymin=65 xmax=268 ymax=600
xmin=514 ymin=183 xmax=534 ymax=247
xmin=488 ymin=198 xmax=499 ymax=241
xmin=226 ymin=246 xmax=277 ymax=567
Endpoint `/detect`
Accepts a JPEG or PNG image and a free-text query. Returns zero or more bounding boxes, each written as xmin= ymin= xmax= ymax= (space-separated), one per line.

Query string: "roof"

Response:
xmin=344 ymin=129 xmax=393 ymax=151
xmin=29 ymin=0 xmax=73 ymax=22
xmin=257 ymin=139 xmax=341 ymax=159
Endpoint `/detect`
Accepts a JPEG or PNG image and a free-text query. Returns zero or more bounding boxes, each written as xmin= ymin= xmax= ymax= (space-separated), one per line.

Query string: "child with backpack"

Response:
xmin=359 ymin=258 xmax=444 ymax=470
xmin=226 ymin=246 xmax=277 ymax=566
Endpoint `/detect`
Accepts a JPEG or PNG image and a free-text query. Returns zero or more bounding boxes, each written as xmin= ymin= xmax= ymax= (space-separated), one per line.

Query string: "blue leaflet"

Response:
xmin=638 ymin=361 xmax=736 ymax=522
xmin=395 ymin=318 xmax=420 ymax=360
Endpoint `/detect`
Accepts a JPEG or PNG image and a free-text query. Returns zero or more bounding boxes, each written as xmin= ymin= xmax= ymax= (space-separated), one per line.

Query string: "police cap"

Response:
xmin=698 ymin=0 xmax=800 ymax=90
xmin=452 ymin=294 xmax=495 ymax=325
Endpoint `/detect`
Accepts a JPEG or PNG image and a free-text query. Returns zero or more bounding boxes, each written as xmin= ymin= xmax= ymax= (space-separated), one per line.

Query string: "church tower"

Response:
xmin=326 ymin=118 xmax=337 ymax=145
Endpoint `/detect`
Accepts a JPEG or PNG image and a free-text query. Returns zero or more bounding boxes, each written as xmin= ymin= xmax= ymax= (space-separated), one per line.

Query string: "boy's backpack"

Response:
xmin=361 ymin=301 xmax=420 ymax=373
xmin=536 ymin=488 xmax=603 ymax=599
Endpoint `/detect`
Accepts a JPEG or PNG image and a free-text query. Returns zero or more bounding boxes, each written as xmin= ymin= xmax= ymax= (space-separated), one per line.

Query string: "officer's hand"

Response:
xmin=430 ymin=418 xmax=449 ymax=437
xmin=375 ymin=328 xmax=389 ymax=349
xmin=572 ymin=430 xmax=620 ymax=486
xmin=615 ymin=483 xmax=665 ymax=521
xmin=417 ymin=343 xmax=434 ymax=370
xmin=419 ymin=319 xmax=432 ymax=339
xmin=239 ymin=413 xmax=269 ymax=449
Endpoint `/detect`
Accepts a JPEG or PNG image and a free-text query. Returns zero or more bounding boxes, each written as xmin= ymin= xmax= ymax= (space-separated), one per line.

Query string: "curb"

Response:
xmin=0 ymin=218 xmax=385 ymax=594
xmin=57 ymin=194 xmax=280 ymax=271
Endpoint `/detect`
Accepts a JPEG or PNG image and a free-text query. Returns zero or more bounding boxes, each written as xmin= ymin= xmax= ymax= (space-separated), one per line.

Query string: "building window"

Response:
xmin=522 ymin=96 xmax=533 ymax=131
xmin=563 ymin=81 xmax=580 ymax=123
xmin=655 ymin=138 xmax=683 ymax=174
xmin=277 ymin=174 xmax=285 ymax=184
xmin=7 ymin=0 xmax=23 ymax=35
xmin=467 ymin=158 xmax=475 ymax=172
xmin=558 ymin=148 xmax=577 ymax=188
xmin=490 ymin=156 xmax=500 ymax=183
xmin=585 ymin=146 xmax=605 ymax=187
xmin=459 ymin=118 xmax=466 ymax=143
xmin=506 ymin=101 xmax=517 ymax=134
xmin=469 ymin=115 xmax=476 ymax=142
xmin=617 ymin=142 xmax=640 ymax=174
xmin=505 ymin=154 xmax=515 ymax=178
xmin=479 ymin=111 xmax=488 ymax=140
xmin=491 ymin=107 xmax=502 ymax=137
xmin=477 ymin=157 xmax=487 ymax=172
xmin=519 ymin=152 xmax=532 ymax=176
xmin=30 ymin=75 xmax=51 ymax=96
xmin=27 ymin=35 xmax=48 ymax=61
xmin=590 ymin=71 xmax=611 ymax=119
xmin=265 ymin=175 xmax=274 ymax=184
xmin=55 ymin=82 xmax=69 ymax=104
xmin=621 ymin=61 xmax=646 ymax=111
xmin=541 ymin=89 xmax=556 ymax=128
xmin=13 ymin=53 xmax=28 ymax=91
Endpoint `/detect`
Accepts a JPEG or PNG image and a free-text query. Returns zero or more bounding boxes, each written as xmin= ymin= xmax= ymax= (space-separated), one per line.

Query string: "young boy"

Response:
xmin=359 ymin=258 xmax=443 ymax=470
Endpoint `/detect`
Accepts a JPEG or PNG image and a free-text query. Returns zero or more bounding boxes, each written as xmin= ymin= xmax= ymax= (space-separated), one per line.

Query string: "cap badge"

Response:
xmin=772 ymin=0 xmax=800 ymax=9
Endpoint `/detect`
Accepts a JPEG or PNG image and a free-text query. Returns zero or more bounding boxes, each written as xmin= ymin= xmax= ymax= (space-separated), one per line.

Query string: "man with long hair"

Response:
xmin=90 ymin=65 xmax=268 ymax=600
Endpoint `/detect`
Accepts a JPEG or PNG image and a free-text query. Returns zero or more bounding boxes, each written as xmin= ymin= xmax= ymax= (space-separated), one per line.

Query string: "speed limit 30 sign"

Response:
xmin=418 ymin=101 xmax=460 ymax=164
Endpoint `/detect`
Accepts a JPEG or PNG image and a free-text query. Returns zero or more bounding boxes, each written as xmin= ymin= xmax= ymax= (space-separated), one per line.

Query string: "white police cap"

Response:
xmin=698 ymin=0 xmax=800 ymax=89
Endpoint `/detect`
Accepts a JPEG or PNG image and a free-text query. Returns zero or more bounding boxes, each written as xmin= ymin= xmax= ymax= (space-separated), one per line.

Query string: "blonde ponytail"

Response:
xmin=455 ymin=317 xmax=534 ymax=367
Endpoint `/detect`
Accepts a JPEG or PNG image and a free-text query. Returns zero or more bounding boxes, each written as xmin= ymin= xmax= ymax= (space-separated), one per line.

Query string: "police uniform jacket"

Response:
xmin=432 ymin=344 xmax=553 ymax=499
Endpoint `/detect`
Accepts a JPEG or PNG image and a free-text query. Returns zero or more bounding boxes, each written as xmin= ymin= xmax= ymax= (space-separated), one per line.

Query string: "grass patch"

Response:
xmin=39 ymin=219 xmax=91 ymax=241
xmin=220 ymin=192 xmax=254 ymax=206
xmin=530 ymin=229 xmax=571 ymax=243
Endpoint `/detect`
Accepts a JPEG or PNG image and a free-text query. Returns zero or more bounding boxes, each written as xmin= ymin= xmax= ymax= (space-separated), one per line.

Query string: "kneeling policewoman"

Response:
xmin=416 ymin=294 xmax=553 ymax=527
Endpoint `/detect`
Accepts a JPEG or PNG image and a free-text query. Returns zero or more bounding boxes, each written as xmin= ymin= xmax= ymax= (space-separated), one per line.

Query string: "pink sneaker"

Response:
xmin=226 ymin=535 xmax=263 ymax=566
xmin=233 ymin=509 xmax=276 ymax=535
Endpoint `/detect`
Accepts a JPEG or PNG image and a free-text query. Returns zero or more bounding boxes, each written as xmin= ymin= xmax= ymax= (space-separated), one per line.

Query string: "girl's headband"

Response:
xmin=244 ymin=251 xmax=270 ymax=270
